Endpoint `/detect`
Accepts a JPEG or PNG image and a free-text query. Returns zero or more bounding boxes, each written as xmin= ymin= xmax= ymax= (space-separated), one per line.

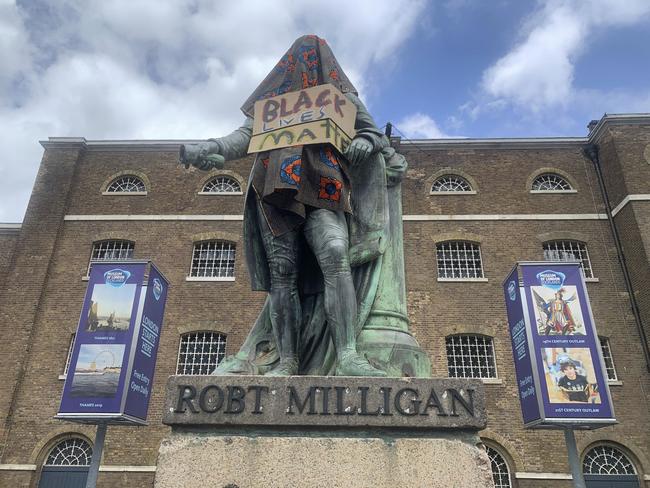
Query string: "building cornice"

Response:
xmin=38 ymin=113 xmax=650 ymax=152
xmin=0 ymin=223 xmax=22 ymax=233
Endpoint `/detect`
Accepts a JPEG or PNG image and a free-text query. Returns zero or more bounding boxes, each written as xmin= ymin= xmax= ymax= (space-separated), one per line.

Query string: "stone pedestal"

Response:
xmin=155 ymin=376 xmax=495 ymax=488
xmin=155 ymin=431 xmax=494 ymax=488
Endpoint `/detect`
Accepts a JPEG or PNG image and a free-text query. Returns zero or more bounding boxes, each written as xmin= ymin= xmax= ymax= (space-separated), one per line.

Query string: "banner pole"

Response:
xmin=564 ymin=428 xmax=586 ymax=488
xmin=85 ymin=422 xmax=107 ymax=488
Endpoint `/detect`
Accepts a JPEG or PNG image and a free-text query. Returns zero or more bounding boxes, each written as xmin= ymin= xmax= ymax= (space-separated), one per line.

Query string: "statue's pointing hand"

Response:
xmin=345 ymin=137 xmax=372 ymax=166
xmin=179 ymin=142 xmax=226 ymax=171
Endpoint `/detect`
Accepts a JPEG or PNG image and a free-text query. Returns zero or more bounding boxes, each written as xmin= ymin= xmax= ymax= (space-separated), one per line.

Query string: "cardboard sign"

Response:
xmin=503 ymin=262 xmax=616 ymax=429
xmin=248 ymin=83 xmax=357 ymax=154
xmin=57 ymin=261 xmax=168 ymax=425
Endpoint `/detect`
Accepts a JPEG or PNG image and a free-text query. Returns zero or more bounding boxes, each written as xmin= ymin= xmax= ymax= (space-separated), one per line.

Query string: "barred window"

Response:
xmin=583 ymin=445 xmax=637 ymax=475
xmin=436 ymin=241 xmax=484 ymax=279
xmin=532 ymin=173 xmax=572 ymax=191
xmin=190 ymin=241 xmax=235 ymax=278
xmin=106 ymin=175 xmax=146 ymax=193
xmin=176 ymin=332 xmax=227 ymax=375
xmin=599 ymin=337 xmax=618 ymax=381
xmin=202 ymin=176 xmax=242 ymax=193
xmin=543 ymin=240 xmax=593 ymax=278
xmin=446 ymin=335 xmax=497 ymax=379
xmin=62 ymin=334 xmax=75 ymax=376
xmin=486 ymin=445 xmax=512 ymax=488
xmin=45 ymin=438 xmax=93 ymax=466
xmin=431 ymin=175 xmax=472 ymax=193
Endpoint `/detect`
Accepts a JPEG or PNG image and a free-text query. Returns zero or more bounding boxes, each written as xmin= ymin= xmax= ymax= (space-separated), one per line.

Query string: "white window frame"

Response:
xmin=598 ymin=337 xmax=620 ymax=383
xmin=187 ymin=240 xmax=236 ymax=281
xmin=446 ymin=334 xmax=498 ymax=380
xmin=485 ymin=445 xmax=513 ymax=488
xmin=430 ymin=175 xmax=476 ymax=195
xmin=44 ymin=438 xmax=93 ymax=466
xmin=543 ymin=240 xmax=595 ymax=280
xmin=86 ymin=240 xmax=135 ymax=277
xmin=436 ymin=241 xmax=487 ymax=281
xmin=103 ymin=175 xmax=148 ymax=195
xmin=582 ymin=445 xmax=638 ymax=476
xmin=176 ymin=331 xmax=227 ymax=375
xmin=58 ymin=334 xmax=76 ymax=380
xmin=199 ymin=175 xmax=243 ymax=195
xmin=530 ymin=173 xmax=575 ymax=193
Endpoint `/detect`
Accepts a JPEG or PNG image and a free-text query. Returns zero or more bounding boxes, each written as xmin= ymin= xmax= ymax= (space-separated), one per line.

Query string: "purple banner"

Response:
xmin=57 ymin=261 xmax=168 ymax=424
xmin=503 ymin=266 xmax=541 ymax=425
xmin=504 ymin=262 xmax=616 ymax=427
xmin=123 ymin=265 xmax=168 ymax=421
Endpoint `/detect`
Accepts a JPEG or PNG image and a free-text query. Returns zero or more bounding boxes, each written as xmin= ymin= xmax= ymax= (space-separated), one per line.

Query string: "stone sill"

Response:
xmin=529 ymin=190 xmax=577 ymax=194
xmin=607 ymin=380 xmax=623 ymax=386
xmin=437 ymin=278 xmax=488 ymax=282
xmin=101 ymin=191 xmax=148 ymax=196
xmin=186 ymin=276 xmax=236 ymax=282
xmin=584 ymin=277 xmax=600 ymax=282
xmin=198 ymin=191 xmax=243 ymax=196
xmin=480 ymin=378 xmax=503 ymax=385
xmin=429 ymin=191 xmax=477 ymax=195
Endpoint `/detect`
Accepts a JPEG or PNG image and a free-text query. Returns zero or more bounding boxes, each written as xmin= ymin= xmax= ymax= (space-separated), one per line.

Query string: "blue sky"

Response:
xmin=1 ymin=0 xmax=649 ymax=222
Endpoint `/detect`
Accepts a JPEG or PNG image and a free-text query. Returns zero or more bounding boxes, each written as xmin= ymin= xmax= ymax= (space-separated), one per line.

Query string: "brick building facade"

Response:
xmin=0 ymin=113 xmax=649 ymax=487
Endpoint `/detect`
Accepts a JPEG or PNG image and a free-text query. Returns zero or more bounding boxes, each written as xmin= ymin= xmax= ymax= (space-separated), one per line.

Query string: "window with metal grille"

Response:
xmin=446 ymin=335 xmax=497 ymax=379
xmin=106 ymin=175 xmax=146 ymax=193
xmin=176 ymin=332 xmax=227 ymax=375
xmin=62 ymin=334 xmax=75 ymax=376
xmin=436 ymin=241 xmax=484 ymax=279
xmin=45 ymin=438 xmax=93 ymax=466
xmin=486 ymin=445 xmax=512 ymax=488
xmin=88 ymin=240 xmax=134 ymax=274
xmin=190 ymin=241 xmax=236 ymax=278
xmin=202 ymin=176 xmax=242 ymax=193
xmin=543 ymin=240 xmax=593 ymax=278
xmin=431 ymin=175 xmax=472 ymax=193
xmin=599 ymin=337 xmax=618 ymax=381
xmin=583 ymin=445 xmax=637 ymax=475
xmin=532 ymin=173 xmax=572 ymax=191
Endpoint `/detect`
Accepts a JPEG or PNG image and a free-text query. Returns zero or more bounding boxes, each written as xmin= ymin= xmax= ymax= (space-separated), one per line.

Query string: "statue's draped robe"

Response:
xmin=208 ymin=35 xmax=392 ymax=375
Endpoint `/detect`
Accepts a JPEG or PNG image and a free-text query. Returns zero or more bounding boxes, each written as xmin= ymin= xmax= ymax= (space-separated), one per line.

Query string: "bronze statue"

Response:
xmin=181 ymin=35 xmax=430 ymax=377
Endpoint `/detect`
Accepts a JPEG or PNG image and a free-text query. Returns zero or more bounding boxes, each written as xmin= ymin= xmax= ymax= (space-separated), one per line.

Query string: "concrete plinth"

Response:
xmin=154 ymin=430 xmax=495 ymax=488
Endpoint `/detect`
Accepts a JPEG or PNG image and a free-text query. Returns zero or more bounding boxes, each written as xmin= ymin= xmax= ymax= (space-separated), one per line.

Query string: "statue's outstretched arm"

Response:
xmin=344 ymin=93 xmax=388 ymax=166
xmin=179 ymin=117 xmax=253 ymax=170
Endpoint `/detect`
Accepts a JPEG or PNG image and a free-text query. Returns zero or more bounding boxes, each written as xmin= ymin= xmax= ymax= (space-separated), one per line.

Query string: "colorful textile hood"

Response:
xmin=241 ymin=35 xmax=357 ymax=117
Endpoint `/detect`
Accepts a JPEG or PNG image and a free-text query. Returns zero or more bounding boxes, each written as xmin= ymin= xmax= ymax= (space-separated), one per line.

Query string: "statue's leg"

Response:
xmin=304 ymin=209 xmax=385 ymax=377
xmin=257 ymin=203 xmax=301 ymax=376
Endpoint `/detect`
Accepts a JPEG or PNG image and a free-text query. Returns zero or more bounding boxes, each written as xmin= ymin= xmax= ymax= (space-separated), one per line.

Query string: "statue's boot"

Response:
xmin=335 ymin=352 xmax=387 ymax=377
xmin=265 ymin=357 xmax=299 ymax=376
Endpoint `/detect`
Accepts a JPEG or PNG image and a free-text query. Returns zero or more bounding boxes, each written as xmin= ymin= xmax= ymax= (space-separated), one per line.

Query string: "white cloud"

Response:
xmin=0 ymin=0 xmax=427 ymax=222
xmin=396 ymin=113 xmax=449 ymax=139
xmin=481 ymin=0 xmax=650 ymax=111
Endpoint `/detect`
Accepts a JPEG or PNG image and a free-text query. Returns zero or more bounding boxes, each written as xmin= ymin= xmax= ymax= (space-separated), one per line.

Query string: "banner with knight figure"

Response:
xmin=503 ymin=262 xmax=616 ymax=428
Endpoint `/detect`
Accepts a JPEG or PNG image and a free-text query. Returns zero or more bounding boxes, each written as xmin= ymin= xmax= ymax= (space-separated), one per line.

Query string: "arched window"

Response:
xmin=543 ymin=240 xmax=593 ymax=278
xmin=189 ymin=240 xmax=236 ymax=279
xmin=176 ymin=332 xmax=227 ymax=375
xmin=485 ymin=445 xmax=513 ymax=488
xmin=201 ymin=176 xmax=242 ymax=194
xmin=431 ymin=175 xmax=473 ymax=193
xmin=436 ymin=241 xmax=484 ymax=279
xmin=531 ymin=173 xmax=572 ymax=191
xmin=446 ymin=334 xmax=497 ymax=379
xmin=44 ymin=437 xmax=93 ymax=466
xmin=583 ymin=444 xmax=640 ymax=486
xmin=105 ymin=175 xmax=146 ymax=193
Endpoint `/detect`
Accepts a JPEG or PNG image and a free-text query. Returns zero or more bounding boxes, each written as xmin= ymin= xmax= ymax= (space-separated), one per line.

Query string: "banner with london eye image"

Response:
xmin=58 ymin=261 xmax=169 ymax=424
xmin=71 ymin=344 xmax=125 ymax=397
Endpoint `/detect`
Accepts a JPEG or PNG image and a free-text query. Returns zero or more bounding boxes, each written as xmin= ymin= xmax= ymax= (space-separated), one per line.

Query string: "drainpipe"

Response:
xmin=583 ymin=143 xmax=650 ymax=372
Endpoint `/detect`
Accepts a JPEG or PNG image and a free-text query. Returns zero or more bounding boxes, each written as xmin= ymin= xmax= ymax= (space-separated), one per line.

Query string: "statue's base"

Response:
xmin=154 ymin=429 xmax=494 ymax=488
xmin=156 ymin=375 xmax=494 ymax=487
